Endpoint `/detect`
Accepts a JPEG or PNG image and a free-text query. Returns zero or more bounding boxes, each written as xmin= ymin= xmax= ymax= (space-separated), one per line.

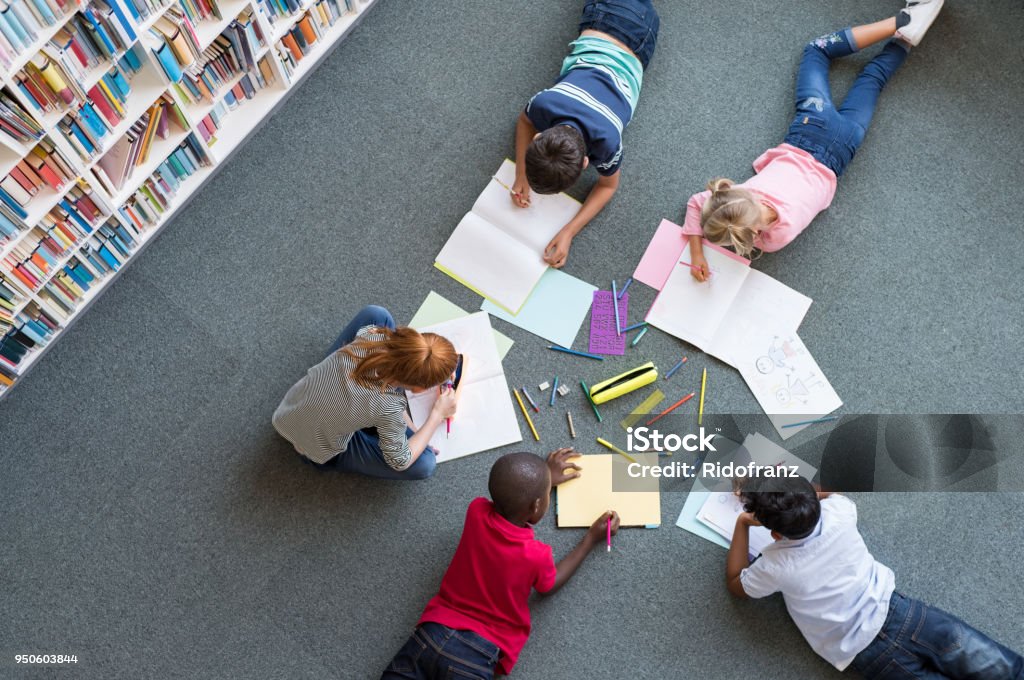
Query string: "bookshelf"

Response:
xmin=0 ymin=0 xmax=378 ymax=397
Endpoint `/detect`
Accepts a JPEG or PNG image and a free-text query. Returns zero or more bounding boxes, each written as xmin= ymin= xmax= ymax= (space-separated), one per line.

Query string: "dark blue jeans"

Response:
xmin=307 ymin=305 xmax=437 ymax=480
xmin=579 ymin=0 xmax=660 ymax=69
xmin=783 ymin=28 xmax=908 ymax=177
xmin=851 ymin=592 xmax=1024 ymax=679
xmin=381 ymin=622 xmax=501 ymax=680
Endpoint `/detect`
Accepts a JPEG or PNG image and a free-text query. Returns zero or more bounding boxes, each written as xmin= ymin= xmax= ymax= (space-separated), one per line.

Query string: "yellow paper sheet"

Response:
xmin=556 ymin=454 xmax=660 ymax=528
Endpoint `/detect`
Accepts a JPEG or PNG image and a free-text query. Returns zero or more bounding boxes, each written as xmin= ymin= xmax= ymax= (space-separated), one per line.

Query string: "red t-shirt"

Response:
xmin=418 ymin=497 xmax=558 ymax=674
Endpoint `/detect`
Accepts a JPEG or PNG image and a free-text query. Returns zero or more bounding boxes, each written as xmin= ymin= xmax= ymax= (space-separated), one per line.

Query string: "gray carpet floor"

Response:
xmin=2 ymin=1 xmax=1023 ymax=678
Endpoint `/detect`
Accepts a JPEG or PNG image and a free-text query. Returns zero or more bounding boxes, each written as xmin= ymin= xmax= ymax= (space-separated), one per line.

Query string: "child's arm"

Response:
xmin=725 ymin=512 xmax=760 ymax=598
xmin=542 ymin=510 xmax=620 ymax=596
xmin=543 ymin=171 xmax=620 ymax=268
xmin=512 ymin=112 xmax=536 ymax=208
xmin=687 ymin=235 xmax=710 ymax=282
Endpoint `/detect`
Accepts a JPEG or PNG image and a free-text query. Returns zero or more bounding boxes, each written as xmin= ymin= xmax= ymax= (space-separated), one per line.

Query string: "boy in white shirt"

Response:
xmin=726 ymin=476 xmax=1022 ymax=679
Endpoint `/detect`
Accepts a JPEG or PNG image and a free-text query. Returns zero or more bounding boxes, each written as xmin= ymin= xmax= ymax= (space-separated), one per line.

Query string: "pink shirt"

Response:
xmin=681 ymin=143 xmax=838 ymax=252
xmin=418 ymin=497 xmax=557 ymax=674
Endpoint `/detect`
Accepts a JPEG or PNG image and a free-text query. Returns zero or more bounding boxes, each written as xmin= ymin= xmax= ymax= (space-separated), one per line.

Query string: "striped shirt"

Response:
xmin=526 ymin=36 xmax=644 ymax=176
xmin=272 ymin=326 xmax=412 ymax=468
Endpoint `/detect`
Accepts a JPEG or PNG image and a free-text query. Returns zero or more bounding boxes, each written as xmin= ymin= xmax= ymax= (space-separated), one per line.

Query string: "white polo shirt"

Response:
xmin=740 ymin=495 xmax=895 ymax=670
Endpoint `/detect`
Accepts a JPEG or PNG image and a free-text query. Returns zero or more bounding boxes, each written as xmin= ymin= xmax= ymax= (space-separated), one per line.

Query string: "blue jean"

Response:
xmin=579 ymin=0 xmax=660 ymax=69
xmin=381 ymin=622 xmax=501 ymax=680
xmin=783 ymin=28 xmax=908 ymax=177
xmin=309 ymin=305 xmax=437 ymax=480
xmin=851 ymin=592 xmax=1024 ymax=679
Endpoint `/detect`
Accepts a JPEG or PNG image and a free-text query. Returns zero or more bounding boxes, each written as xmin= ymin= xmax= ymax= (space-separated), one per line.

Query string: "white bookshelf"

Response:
xmin=0 ymin=0 xmax=378 ymax=398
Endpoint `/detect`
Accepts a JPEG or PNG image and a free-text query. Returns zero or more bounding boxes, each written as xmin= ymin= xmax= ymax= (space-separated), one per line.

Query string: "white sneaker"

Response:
xmin=895 ymin=0 xmax=945 ymax=46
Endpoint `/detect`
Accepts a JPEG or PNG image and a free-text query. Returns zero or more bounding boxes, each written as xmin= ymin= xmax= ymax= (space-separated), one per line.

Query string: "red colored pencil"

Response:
xmin=645 ymin=392 xmax=696 ymax=426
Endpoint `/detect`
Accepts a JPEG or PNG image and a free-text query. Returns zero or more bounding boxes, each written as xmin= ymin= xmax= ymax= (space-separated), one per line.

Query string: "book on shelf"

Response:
xmin=274 ymin=2 xmax=347 ymax=82
xmin=148 ymin=6 xmax=201 ymax=80
xmin=0 ymin=139 xmax=76 ymax=210
xmin=0 ymin=203 xmax=27 ymax=245
xmin=51 ymin=57 xmax=143 ymax=161
xmin=176 ymin=0 xmax=220 ymax=26
xmin=0 ymin=87 xmax=45 ymax=142
xmin=92 ymin=91 xmax=187 ymax=192
xmin=172 ymin=7 xmax=265 ymax=106
xmin=120 ymin=0 xmax=171 ymax=23
xmin=195 ymin=55 xmax=274 ymax=142
xmin=118 ymin=131 xmax=209 ymax=226
xmin=0 ymin=299 xmax=61 ymax=378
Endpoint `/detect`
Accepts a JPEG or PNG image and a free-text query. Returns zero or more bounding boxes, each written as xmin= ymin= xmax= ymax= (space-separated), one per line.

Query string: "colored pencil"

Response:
xmin=522 ymin=386 xmax=540 ymax=412
xmin=665 ymin=356 xmax=687 ymax=379
xmin=606 ymin=515 xmax=612 ymax=552
xmin=630 ymin=327 xmax=648 ymax=347
xmin=548 ymin=345 xmax=604 ymax=361
xmin=597 ymin=437 xmax=637 ymax=464
xmin=781 ymin=415 xmax=840 ymax=429
xmin=492 ymin=175 xmax=520 ymax=197
xmin=617 ymin=277 xmax=632 ymax=299
xmin=612 ymin=279 xmax=621 ymax=335
xmin=645 ymin=392 xmax=695 ymax=426
xmin=698 ymin=368 xmax=707 ymax=426
xmin=580 ymin=380 xmax=602 ymax=423
xmin=514 ymin=389 xmax=540 ymax=440
xmin=567 ymin=411 xmax=576 ymax=438
xmin=679 ymin=260 xmax=711 ymax=277
xmin=550 ymin=376 xmax=559 ymax=406
xmin=621 ymin=321 xmax=647 ymax=333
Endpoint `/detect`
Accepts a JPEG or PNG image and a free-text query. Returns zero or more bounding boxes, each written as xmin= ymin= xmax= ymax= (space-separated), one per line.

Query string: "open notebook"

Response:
xmin=406 ymin=312 xmax=522 ymax=462
xmin=645 ymin=240 xmax=812 ymax=364
xmin=556 ymin=454 xmax=661 ymax=528
xmin=435 ymin=159 xmax=581 ymax=314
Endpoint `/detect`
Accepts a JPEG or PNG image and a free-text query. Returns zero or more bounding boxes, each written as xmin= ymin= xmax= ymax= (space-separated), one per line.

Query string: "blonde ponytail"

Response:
xmin=699 ymin=177 xmax=763 ymax=258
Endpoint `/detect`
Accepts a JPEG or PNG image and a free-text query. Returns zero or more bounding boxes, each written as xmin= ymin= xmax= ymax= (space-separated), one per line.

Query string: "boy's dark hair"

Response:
xmin=525 ymin=126 xmax=586 ymax=194
xmin=488 ymin=452 xmax=549 ymax=517
xmin=739 ymin=476 xmax=821 ymax=539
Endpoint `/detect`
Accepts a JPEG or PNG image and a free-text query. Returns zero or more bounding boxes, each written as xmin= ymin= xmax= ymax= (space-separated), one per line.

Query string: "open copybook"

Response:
xmin=435 ymin=159 xmax=580 ymax=314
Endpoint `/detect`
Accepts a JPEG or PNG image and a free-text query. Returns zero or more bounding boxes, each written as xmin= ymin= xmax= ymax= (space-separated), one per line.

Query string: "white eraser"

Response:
xmin=539 ymin=382 xmax=550 ymax=391
xmin=557 ymin=384 xmax=570 ymax=396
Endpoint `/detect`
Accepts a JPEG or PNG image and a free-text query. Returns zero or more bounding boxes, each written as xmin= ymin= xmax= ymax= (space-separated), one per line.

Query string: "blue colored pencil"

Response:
xmin=618 ymin=277 xmax=632 ymax=299
xmin=548 ymin=345 xmax=604 ymax=361
xmin=621 ymin=322 xmax=647 ymax=333
xmin=521 ymin=386 xmax=540 ymax=412
xmin=630 ymin=327 xmax=648 ymax=347
xmin=665 ymin=356 xmax=687 ymax=379
xmin=611 ymin=280 xmax=621 ymax=335
xmin=781 ymin=415 xmax=840 ymax=429
xmin=550 ymin=376 xmax=559 ymax=406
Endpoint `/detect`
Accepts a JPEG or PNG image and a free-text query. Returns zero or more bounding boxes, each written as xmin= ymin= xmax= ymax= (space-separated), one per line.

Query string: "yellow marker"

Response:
xmin=698 ymin=367 xmax=707 ymax=426
xmin=514 ymin=388 xmax=540 ymax=441
xmin=596 ymin=437 xmax=637 ymax=464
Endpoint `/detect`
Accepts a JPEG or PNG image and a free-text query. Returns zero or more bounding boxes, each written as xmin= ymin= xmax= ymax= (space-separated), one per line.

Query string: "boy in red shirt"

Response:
xmin=381 ymin=448 xmax=618 ymax=678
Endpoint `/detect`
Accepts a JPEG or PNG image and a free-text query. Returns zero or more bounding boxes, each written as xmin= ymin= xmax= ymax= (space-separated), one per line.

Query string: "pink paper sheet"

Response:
xmin=633 ymin=219 xmax=687 ymax=290
xmin=589 ymin=290 xmax=629 ymax=355
xmin=634 ymin=219 xmax=749 ymax=291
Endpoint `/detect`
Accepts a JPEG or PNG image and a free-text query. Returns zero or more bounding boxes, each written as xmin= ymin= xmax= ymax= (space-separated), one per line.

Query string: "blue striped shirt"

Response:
xmin=526 ymin=37 xmax=644 ymax=176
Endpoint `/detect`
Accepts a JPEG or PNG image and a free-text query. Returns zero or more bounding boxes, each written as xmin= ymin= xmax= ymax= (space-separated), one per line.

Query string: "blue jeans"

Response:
xmin=308 ymin=305 xmax=437 ymax=480
xmin=579 ymin=0 xmax=660 ymax=69
xmin=381 ymin=622 xmax=501 ymax=680
xmin=783 ymin=28 xmax=908 ymax=177
xmin=851 ymin=592 xmax=1024 ymax=679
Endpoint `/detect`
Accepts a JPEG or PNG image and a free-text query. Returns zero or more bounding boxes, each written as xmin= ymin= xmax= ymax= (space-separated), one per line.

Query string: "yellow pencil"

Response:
xmin=698 ymin=367 xmax=707 ymax=426
xmin=514 ymin=389 xmax=540 ymax=441
xmin=596 ymin=437 xmax=637 ymax=464
xmin=492 ymin=175 xmax=520 ymax=197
